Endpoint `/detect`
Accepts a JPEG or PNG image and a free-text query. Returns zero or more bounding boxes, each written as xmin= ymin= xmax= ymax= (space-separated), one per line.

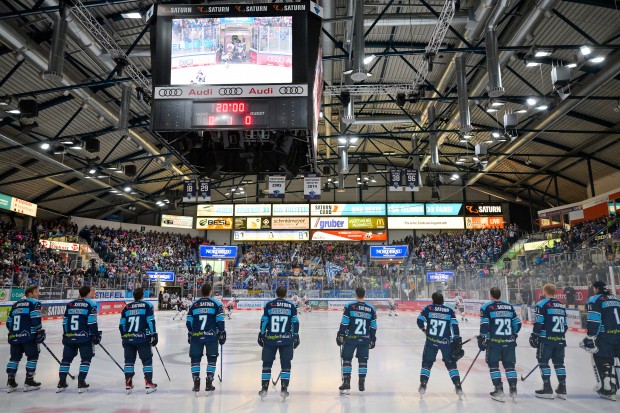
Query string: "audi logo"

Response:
xmin=158 ymin=88 xmax=183 ymax=97
xmin=218 ymin=87 xmax=243 ymax=96
xmin=279 ymin=86 xmax=304 ymax=95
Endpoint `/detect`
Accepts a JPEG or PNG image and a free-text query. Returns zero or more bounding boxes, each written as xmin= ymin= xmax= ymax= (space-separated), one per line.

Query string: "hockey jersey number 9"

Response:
xmin=7 ymin=298 xmax=42 ymax=344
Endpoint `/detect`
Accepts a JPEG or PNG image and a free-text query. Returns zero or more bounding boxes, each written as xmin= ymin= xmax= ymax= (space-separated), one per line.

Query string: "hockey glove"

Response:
xmin=35 ymin=329 xmax=46 ymax=344
xmin=477 ymin=335 xmax=488 ymax=352
xmin=293 ymin=334 xmax=300 ymax=349
xmin=218 ymin=331 xmax=227 ymax=346
xmin=336 ymin=332 xmax=345 ymax=346
xmin=257 ymin=332 xmax=265 ymax=348
xmin=90 ymin=330 xmax=102 ymax=345
xmin=150 ymin=332 xmax=159 ymax=347
xmin=529 ymin=333 xmax=540 ymax=349
xmin=580 ymin=336 xmax=598 ymax=354
xmin=369 ymin=336 xmax=376 ymax=350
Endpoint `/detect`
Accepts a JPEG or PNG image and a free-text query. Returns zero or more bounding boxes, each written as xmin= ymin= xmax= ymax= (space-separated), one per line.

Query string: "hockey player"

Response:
xmin=581 ymin=280 xmax=620 ymax=401
xmin=258 ymin=286 xmax=300 ymax=400
xmin=5 ymin=285 xmax=45 ymax=392
xmin=119 ymin=288 xmax=158 ymax=394
xmin=455 ymin=293 xmax=467 ymax=322
xmin=388 ymin=297 xmax=398 ymax=316
xmin=57 ymin=285 xmax=101 ymax=393
xmin=162 ymin=291 xmax=170 ymax=310
xmin=226 ymin=300 xmax=234 ymax=320
xmin=302 ymin=295 xmax=312 ymax=313
xmin=336 ymin=287 xmax=377 ymax=395
xmin=530 ymin=283 xmax=567 ymax=399
xmin=187 ymin=284 xmax=226 ymax=396
xmin=478 ymin=287 xmax=522 ymax=402
xmin=416 ymin=292 xmax=463 ymax=396
xmin=292 ymin=293 xmax=300 ymax=310
xmin=173 ymin=296 xmax=191 ymax=321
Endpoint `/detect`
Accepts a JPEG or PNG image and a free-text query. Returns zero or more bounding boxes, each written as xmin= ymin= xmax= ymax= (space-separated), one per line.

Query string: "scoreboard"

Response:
xmin=150 ymin=1 xmax=323 ymax=131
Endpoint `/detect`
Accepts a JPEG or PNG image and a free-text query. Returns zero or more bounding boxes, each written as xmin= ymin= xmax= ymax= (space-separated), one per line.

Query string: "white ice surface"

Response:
xmin=0 ymin=309 xmax=615 ymax=412
xmin=171 ymin=63 xmax=292 ymax=85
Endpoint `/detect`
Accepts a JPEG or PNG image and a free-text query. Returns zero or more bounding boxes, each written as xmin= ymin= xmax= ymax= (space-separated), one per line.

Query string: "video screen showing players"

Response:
xmin=171 ymin=17 xmax=293 ymax=85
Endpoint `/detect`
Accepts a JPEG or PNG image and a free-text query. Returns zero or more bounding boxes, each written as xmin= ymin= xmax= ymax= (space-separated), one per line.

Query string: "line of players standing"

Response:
xmin=4 ymin=281 xmax=620 ymax=401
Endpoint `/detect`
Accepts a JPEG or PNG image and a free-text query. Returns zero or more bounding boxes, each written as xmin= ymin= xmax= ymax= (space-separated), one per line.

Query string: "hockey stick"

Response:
xmin=339 ymin=344 xmax=344 ymax=383
xmin=42 ymin=342 xmax=75 ymax=380
xmin=155 ymin=347 xmax=171 ymax=381
xmin=97 ymin=343 xmax=124 ymax=373
xmin=217 ymin=344 xmax=223 ymax=382
xmin=462 ymin=338 xmax=472 ymax=345
xmin=520 ymin=364 xmax=539 ymax=381
xmin=271 ymin=372 xmax=281 ymax=387
xmin=461 ymin=349 xmax=482 ymax=384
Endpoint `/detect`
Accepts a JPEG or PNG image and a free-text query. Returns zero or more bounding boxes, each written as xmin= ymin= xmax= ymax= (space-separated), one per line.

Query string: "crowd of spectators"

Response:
xmin=538 ymin=216 xmax=618 ymax=254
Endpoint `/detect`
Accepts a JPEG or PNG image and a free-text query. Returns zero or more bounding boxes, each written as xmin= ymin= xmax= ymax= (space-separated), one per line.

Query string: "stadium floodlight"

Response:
xmin=492 ymin=132 xmax=501 ymax=138
xmin=451 ymin=174 xmax=459 ymax=180
xmin=363 ymin=55 xmax=376 ymax=65
xmin=580 ymin=45 xmax=592 ymax=56
xmin=589 ymin=56 xmax=605 ymax=63
xmin=7 ymin=109 xmax=20 ymax=114
xmin=121 ymin=12 xmax=142 ymax=19
xmin=526 ymin=98 xmax=537 ymax=106
xmin=124 ymin=185 xmax=132 ymax=193
xmin=536 ymin=105 xmax=549 ymax=110
xmin=566 ymin=62 xmax=577 ymax=68
xmin=40 ymin=142 xmax=50 ymax=150
xmin=535 ymin=50 xmax=552 ymax=57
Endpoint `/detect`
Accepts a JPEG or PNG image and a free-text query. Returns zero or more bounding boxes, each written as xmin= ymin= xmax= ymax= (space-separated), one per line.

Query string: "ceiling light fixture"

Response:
xmin=88 ymin=168 xmax=97 ymax=175
xmin=486 ymin=107 xmax=499 ymax=113
xmin=589 ymin=56 xmax=605 ymax=63
xmin=580 ymin=45 xmax=592 ymax=56
xmin=566 ymin=62 xmax=577 ymax=68
xmin=526 ymin=60 xmax=541 ymax=67
xmin=536 ymin=105 xmax=548 ymax=110
xmin=535 ymin=50 xmax=552 ymax=57
xmin=121 ymin=12 xmax=142 ymax=19
xmin=526 ymin=98 xmax=537 ymax=106
xmin=515 ymin=108 xmax=527 ymax=114
xmin=40 ymin=142 xmax=50 ymax=150
xmin=363 ymin=54 xmax=376 ymax=65
xmin=124 ymin=185 xmax=131 ymax=193
xmin=7 ymin=109 xmax=20 ymax=114
xmin=450 ymin=174 xmax=459 ymax=180
xmin=492 ymin=132 xmax=501 ymax=138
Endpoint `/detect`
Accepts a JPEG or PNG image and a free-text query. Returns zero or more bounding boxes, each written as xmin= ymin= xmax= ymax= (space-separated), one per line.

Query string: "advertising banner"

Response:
xmin=233 ymin=230 xmax=310 ymax=242
xmin=272 ymin=204 xmax=310 ymax=216
xmin=304 ymin=175 xmax=321 ymax=200
xmin=99 ymin=301 xmax=127 ymax=315
xmin=268 ymin=175 xmax=286 ymax=198
xmin=40 ymin=303 xmax=67 ymax=318
xmin=0 ymin=305 xmax=10 ymax=323
xmin=426 ymin=271 xmax=455 ymax=282
xmin=396 ymin=300 xmax=431 ymax=312
xmin=236 ymin=301 xmax=266 ymax=309
xmin=311 ymin=230 xmax=387 ymax=242
xmin=405 ymin=169 xmax=420 ymax=191
xmin=387 ymin=203 xmax=425 ymax=216
xmin=531 ymin=287 xmax=606 ymax=306
xmin=271 ymin=217 xmax=309 ymax=230
xmin=235 ymin=217 xmax=271 ymax=230
xmin=566 ymin=308 xmax=582 ymax=329
xmin=38 ymin=239 xmax=80 ymax=252
xmin=146 ymin=271 xmax=175 ymax=282
xmin=309 ymin=299 xmax=329 ymax=310
xmin=199 ymin=245 xmax=238 ymax=259
xmin=183 ymin=180 xmax=197 ymax=202
xmin=0 ymin=288 xmax=9 ymax=302
xmin=425 ymin=203 xmax=462 ymax=216
xmin=38 ymin=288 xmax=64 ymax=301
xmin=348 ymin=217 xmax=386 ymax=230
xmin=197 ymin=204 xmax=234 ymax=217
xmin=235 ymin=204 xmax=272 ymax=217
xmin=10 ymin=197 xmax=37 ymax=217
xmin=196 ymin=217 xmax=234 ymax=230
xmin=161 ymin=214 xmax=193 ymax=229
xmin=464 ymin=203 xmax=503 ymax=216
xmin=389 ymin=169 xmax=403 ymax=191
xmin=198 ymin=178 xmax=211 ymax=202
xmin=465 ymin=216 xmax=505 ymax=229
xmin=310 ymin=204 xmax=386 ymax=216
xmin=311 ymin=217 xmax=348 ymax=230
xmin=370 ymin=246 xmax=408 ymax=260
xmin=94 ymin=290 xmax=126 ymax=300
xmin=10 ymin=288 xmax=24 ymax=301
xmin=388 ymin=216 xmax=465 ymax=229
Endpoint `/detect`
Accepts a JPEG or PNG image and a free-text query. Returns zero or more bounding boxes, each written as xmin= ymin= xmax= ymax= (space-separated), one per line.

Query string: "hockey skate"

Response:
xmin=339 ymin=377 xmax=351 ymax=395
xmin=556 ymin=382 xmax=567 ymax=400
xmin=280 ymin=384 xmax=289 ymax=401
xmin=23 ymin=375 xmax=40 ymax=392
xmin=490 ymin=385 xmax=505 ymax=402
xmin=535 ymin=382 xmax=554 ymax=399
xmin=455 ymin=382 xmax=463 ymax=397
xmin=145 ymin=379 xmax=157 ymax=394
xmin=205 ymin=378 xmax=215 ymax=396
xmin=193 ymin=377 xmax=201 ymax=396
xmin=7 ymin=375 xmax=18 ymax=393
xmin=56 ymin=378 xmax=68 ymax=393
xmin=259 ymin=383 xmax=269 ymax=399
xmin=418 ymin=381 xmax=427 ymax=395
xmin=359 ymin=377 xmax=365 ymax=393
xmin=125 ymin=378 xmax=133 ymax=394
xmin=597 ymin=390 xmax=617 ymax=401
xmin=509 ymin=383 xmax=518 ymax=402
xmin=78 ymin=379 xmax=89 ymax=394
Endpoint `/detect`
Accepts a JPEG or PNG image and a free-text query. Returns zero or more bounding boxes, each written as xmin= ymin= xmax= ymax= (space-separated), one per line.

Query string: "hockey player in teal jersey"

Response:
xmin=416 ymin=292 xmax=463 ymax=397
xmin=336 ymin=287 xmax=377 ymax=395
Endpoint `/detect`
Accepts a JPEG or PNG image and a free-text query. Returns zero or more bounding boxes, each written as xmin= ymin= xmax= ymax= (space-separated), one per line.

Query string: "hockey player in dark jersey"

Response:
xmin=258 ymin=286 xmax=299 ymax=400
xmin=5 ymin=285 xmax=45 ymax=392
xmin=336 ymin=287 xmax=377 ymax=395
xmin=119 ymin=288 xmax=158 ymax=394
xmin=57 ymin=285 xmax=101 ymax=393
xmin=530 ymin=283 xmax=567 ymax=399
xmin=581 ymin=280 xmax=620 ymax=401
xmin=478 ymin=287 xmax=522 ymax=402
xmin=187 ymin=284 xmax=225 ymax=396
xmin=416 ymin=292 xmax=463 ymax=396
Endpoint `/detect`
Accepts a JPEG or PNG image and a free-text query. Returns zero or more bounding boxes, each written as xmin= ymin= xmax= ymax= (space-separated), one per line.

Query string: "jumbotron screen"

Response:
xmin=170 ymin=16 xmax=293 ymax=85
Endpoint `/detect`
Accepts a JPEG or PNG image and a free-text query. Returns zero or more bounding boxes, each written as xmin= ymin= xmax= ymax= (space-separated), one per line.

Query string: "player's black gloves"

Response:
xmin=580 ymin=336 xmax=598 ymax=354
xmin=293 ymin=334 xmax=300 ymax=349
xmin=35 ymin=329 xmax=46 ymax=344
xmin=257 ymin=332 xmax=265 ymax=347
xmin=369 ymin=336 xmax=376 ymax=350
xmin=90 ymin=330 xmax=102 ymax=345
xmin=218 ymin=331 xmax=227 ymax=345
xmin=336 ymin=332 xmax=345 ymax=346
xmin=477 ymin=335 xmax=488 ymax=351
xmin=187 ymin=332 xmax=192 ymax=344
xmin=529 ymin=333 xmax=539 ymax=349
xmin=451 ymin=337 xmax=464 ymax=361
xmin=150 ymin=332 xmax=158 ymax=347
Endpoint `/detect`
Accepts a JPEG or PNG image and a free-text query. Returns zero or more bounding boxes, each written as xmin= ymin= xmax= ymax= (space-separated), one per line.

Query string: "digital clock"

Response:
xmin=192 ymin=100 xmax=269 ymax=128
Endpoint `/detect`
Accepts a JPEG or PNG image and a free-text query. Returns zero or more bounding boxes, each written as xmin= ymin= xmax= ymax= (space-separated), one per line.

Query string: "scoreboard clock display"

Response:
xmin=192 ymin=101 xmax=269 ymax=128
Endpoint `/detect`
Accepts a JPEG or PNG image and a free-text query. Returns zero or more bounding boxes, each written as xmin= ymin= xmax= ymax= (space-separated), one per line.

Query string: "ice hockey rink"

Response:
xmin=171 ymin=63 xmax=292 ymax=85
xmin=0 ymin=309 xmax=615 ymax=413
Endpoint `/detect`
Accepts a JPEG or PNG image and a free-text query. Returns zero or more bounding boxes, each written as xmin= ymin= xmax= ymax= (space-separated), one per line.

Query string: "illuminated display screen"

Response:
xmin=192 ymin=100 xmax=269 ymax=127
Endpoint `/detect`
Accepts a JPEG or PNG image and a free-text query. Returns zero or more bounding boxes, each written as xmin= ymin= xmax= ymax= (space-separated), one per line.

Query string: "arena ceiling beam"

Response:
xmin=562 ymin=0 xmax=620 ymax=9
